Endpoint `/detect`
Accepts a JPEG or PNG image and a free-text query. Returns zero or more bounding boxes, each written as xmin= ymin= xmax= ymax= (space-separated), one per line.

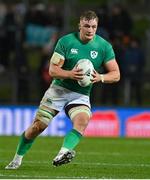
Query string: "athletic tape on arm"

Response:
xmin=50 ymin=52 xmax=65 ymax=65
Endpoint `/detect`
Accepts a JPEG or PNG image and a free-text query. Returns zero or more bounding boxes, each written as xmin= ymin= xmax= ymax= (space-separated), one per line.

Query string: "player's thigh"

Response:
xmin=35 ymin=104 xmax=58 ymax=125
xmin=36 ymin=85 xmax=69 ymax=125
xmin=65 ymin=104 xmax=91 ymax=125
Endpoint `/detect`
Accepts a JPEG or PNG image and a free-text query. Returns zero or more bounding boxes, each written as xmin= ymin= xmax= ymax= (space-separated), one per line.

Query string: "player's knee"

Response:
xmin=31 ymin=121 xmax=45 ymax=135
xmin=76 ymin=114 xmax=89 ymax=128
xmin=28 ymin=120 xmax=47 ymax=137
xmin=25 ymin=120 xmax=47 ymax=138
xmin=35 ymin=106 xmax=56 ymax=125
xmin=73 ymin=116 xmax=89 ymax=134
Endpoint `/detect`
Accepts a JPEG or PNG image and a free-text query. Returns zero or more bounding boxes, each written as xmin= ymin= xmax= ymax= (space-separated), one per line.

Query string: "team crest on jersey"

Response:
xmin=90 ymin=51 xmax=98 ymax=59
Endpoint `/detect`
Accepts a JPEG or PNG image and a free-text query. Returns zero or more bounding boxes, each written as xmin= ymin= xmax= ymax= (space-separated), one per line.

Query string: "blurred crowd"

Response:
xmin=95 ymin=3 xmax=145 ymax=106
xmin=0 ymin=2 xmax=146 ymax=106
xmin=0 ymin=2 xmax=63 ymax=103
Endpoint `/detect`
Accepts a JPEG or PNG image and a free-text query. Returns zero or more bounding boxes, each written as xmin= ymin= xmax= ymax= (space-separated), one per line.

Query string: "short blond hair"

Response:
xmin=80 ymin=10 xmax=98 ymax=22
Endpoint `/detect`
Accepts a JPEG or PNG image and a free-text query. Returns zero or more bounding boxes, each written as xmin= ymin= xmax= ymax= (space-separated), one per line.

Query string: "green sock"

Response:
xmin=62 ymin=129 xmax=82 ymax=150
xmin=16 ymin=132 xmax=35 ymax=156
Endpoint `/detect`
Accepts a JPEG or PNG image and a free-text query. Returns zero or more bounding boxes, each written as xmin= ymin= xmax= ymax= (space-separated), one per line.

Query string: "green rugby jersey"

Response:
xmin=52 ymin=32 xmax=115 ymax=96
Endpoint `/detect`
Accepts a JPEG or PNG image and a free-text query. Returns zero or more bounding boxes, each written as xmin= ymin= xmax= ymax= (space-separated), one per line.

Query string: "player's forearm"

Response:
xmin=99 ymin=71 xmax=120 ymax=83
xmin=49 ymin=66 xmax=70 ymax=79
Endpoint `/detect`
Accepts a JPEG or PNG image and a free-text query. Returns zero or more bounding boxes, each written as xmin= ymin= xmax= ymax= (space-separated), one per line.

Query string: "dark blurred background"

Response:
xmin=0 ymin=0 xmax=150 ymax=107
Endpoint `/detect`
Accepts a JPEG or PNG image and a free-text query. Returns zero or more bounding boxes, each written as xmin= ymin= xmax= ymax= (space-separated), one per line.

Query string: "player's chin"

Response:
xmin=85 ymin=35 xmax=94 ymax=40
xmin=87 ymin=37 xmax=93 ymax=41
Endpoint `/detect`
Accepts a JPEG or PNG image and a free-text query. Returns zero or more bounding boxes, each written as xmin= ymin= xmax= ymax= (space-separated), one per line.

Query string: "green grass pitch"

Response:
xmin=0 ymin=136 xmax=150 ymax=179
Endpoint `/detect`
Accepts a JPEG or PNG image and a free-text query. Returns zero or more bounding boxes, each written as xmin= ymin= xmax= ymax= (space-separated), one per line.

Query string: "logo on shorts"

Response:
xmin=46 ymin=98 xmax=52 ymax=104
xmin=90 ymin=51 xmax=98 ymax=59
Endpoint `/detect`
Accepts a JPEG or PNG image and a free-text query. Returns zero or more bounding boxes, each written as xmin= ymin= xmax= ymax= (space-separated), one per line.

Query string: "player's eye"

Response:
xmin=84 ymin=24 xmax=90 ymax=28
xmin=92 ymin=25 xmax=97 ymax=29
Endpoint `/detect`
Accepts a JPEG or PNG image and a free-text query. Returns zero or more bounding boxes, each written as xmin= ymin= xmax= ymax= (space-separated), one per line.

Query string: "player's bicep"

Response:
xmin=49 ymin=52 xmax=65 ymax=76
xmin=104 ymin=59 xmax=120 ymax=72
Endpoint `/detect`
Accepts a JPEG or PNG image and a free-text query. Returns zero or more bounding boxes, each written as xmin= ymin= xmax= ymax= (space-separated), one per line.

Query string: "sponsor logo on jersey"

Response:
xmin=90 ymin=51 xmax=98 ymax=59
xmin=71 ymin=48 xmax=78 ymax=54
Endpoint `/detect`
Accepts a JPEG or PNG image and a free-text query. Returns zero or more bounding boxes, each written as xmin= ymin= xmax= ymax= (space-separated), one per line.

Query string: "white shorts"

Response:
xmin=40 ymin=84 xmax=91 ymax=112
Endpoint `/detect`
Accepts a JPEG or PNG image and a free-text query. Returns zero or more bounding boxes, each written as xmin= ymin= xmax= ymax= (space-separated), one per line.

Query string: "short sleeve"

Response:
xmin=54 ymin=38 xmax=66 ymax=59
xmin=103 ymin=43 xmax=115 ymax=63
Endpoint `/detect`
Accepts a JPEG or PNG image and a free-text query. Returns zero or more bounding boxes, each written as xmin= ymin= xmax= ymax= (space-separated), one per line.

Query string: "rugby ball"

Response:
xmin=76 ymin=59 xmax=94 ymax=87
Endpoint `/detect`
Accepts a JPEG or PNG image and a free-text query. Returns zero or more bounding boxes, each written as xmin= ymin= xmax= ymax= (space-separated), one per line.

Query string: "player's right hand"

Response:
xmin=69 ymin=67 xmax=84 ymax=80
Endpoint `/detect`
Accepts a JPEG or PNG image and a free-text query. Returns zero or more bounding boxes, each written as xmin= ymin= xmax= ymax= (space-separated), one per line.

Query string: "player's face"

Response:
xmin=79 ymin=18 xmax=98 ymax=42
